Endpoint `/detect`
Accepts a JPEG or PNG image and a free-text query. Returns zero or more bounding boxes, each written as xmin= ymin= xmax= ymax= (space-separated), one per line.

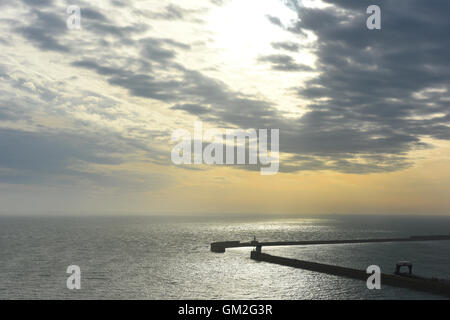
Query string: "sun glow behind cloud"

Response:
xmin=204 ymin=0 xmax=316 ymax=117
xmin=208 ymin=0 xmax=296 ymax=52
xmin=207 ymin=0 xmax=297 ymax=60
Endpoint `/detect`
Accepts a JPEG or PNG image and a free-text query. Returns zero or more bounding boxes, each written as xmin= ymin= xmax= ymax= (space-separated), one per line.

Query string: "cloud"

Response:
xmin=143 ymin=3 xmax=206 ymax=23
xmin=171 ymin=104 xmax=210 ymax=115
xmin=0 ymin=128 xmax=169 ymax=189
xmin=140 ymin=37 xmax=191 ymax=65
xmin=163 ymin=0 xmax=450 ymax=173
xmin=2 ymin=0 xmax=450 ymax=181
xmin=271 ymin=41 xmax=300 ymax=52
xmin=82 ymin=8 xmax=109 ymax=22
xmin=258 ymin=54 xmax=313 ymax=72
xmin=148 ymin=4 xmax=191 ymax=20
xmin=265 ymin=15 xmax=283 ymax=28
xmin=21 ymin=0 xmax=53 ymax=7
xmin=223 ymin=0 xmax=448 ymax=173
xmin=17 ymin=9 xmax=69 ymax=52
xmin=0 ymin=128 xmax=122 ymax=183
xmin=14 ymin=2 xmax=149 ymax=55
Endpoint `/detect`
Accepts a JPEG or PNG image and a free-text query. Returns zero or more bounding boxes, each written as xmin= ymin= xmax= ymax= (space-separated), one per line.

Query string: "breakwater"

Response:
xmin=210 ymin=235 xmax=450 ymax=253
xmin=250 ymin=251 xmax=450 ymax=297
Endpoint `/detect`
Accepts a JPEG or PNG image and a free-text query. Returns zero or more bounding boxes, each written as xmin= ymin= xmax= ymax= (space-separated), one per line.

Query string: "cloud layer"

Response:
xmin=0 ymin=0 xmax=449 ymax=194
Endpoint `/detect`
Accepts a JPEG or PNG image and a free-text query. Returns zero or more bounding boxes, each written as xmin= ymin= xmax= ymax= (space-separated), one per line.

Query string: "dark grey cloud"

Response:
xmin=0 ymin=128 xmax=169 ymax=188
xmin=72 ymin=58 xmax=183 ymax=101
xmin=171 ymin=104 xmax=210 ymax=115
xmin=21 ymin=0 xmax=53 ymax=7
xmin=110 ymin=0 xmax=126 ymax=8
xmin=82 ymin=8 xmax=109 ymax=22
xmin=14 ymin=3 xmax=148 ymax=53
xmin=147 ymin=4 xmax=193 ymax=20
xmin=17 ymin=9 xmax=69 ymax=52
xmin=72 ymin=60 xmax=126 ymax=76
xmin=271 ymin=41 xmax=300 ymax=52
xmin=258 ymin=54 xmax=313 ymax=72
xmin=140 ymin=37 xmax=190 ymax=65
xmin=0 ymin=128 xmax=121 ymax=184
xmin=265 ymin=15 xmax=283 ymax=28
xmin=108 ymin=73 xmax=183 ymax=101
xmin=19 ymin=26 xmax=69 ymax=52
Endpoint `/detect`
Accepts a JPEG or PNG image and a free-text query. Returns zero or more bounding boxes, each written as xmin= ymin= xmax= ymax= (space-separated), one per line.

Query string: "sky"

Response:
xmin=0 ymin=0 xmax=449 ymax=216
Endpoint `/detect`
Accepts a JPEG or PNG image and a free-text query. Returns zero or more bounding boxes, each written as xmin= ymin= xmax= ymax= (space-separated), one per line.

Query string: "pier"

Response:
xmin=250 ymin=251 xmax=450 ymax=297
xmin=210 ymin=234 xmax=450 ymax=297
xmin=210 ymin=235 xmax=450 ymax=253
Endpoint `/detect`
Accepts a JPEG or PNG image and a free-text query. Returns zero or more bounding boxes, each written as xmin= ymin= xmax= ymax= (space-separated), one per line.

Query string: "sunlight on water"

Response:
xmin=0 ymin=215 xmax=449 ymax=299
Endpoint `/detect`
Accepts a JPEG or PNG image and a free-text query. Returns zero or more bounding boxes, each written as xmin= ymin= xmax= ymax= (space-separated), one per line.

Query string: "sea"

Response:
xmin=0 ymin=215 xmax=449 ymax=300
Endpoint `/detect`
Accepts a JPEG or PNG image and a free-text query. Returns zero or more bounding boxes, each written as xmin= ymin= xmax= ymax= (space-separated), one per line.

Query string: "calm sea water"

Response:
xmin=0 ymin=215 xmax=449 ymax=300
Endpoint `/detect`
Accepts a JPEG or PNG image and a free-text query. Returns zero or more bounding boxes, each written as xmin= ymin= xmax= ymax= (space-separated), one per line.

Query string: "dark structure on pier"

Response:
xmin=395 ymin=261 xmax=413 ymax=276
